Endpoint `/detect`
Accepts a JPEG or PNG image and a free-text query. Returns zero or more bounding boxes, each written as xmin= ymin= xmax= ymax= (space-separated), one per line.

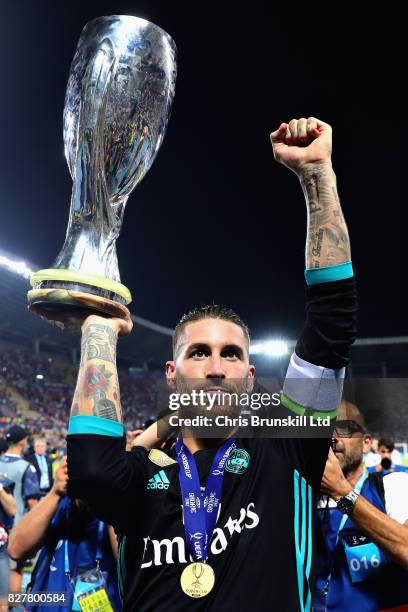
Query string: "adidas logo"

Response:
xmin=147 ymin=470 xmax=170 ymax=490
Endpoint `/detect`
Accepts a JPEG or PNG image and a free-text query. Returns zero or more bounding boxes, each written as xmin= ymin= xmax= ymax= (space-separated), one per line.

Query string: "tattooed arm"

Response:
xmin=270 ymin=116 xmax=351 ymax=269
xmin=269 ymin=118 xmax=357 ymax=489
xmin=67 ymin=314 xmax=150 ymax=530
xmin=301 ymin=165 xmax=350 ymax=268
xmin=71 ymin=314 xmax=133 ymax=422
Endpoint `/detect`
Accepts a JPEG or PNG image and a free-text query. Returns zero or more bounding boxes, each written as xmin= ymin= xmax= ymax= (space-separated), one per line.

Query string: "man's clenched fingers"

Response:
xmin=270 ymin=122 xmax=288 ymax=144
xmin=297 ymin=118 xmax=308 ymax=142
xmin=288 ymin=119 xmax=298 ymax=140
xmin=306 ymin=117 xmax=318 ymax=134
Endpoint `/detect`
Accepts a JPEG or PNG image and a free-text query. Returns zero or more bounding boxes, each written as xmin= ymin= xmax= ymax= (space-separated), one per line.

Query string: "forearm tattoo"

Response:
xmin=300 ymin=167 xmax=351 ymax=268
xmin=81 ymin=323 xmax=117 ymax=363
xmin=71 ymin=323 xmax=122 ymax=422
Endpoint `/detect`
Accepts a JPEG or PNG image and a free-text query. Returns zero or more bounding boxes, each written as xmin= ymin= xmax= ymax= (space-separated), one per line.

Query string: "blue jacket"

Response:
xmin=314 ymin=473 xmax=408 ymax=612
xmin=27 ymin=497 xmax=121 ymax=611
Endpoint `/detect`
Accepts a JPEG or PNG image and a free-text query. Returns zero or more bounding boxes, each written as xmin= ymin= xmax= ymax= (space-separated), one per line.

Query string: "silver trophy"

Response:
xmin=28 ymin=15 xmax=177 ymax=329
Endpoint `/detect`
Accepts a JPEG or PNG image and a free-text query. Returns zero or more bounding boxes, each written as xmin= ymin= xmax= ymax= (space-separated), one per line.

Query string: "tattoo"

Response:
xmin=84 ymin=364 xmax=112 ymax=399
xmin=301 ymin=167 xmax=325 ymax=192
xmin=325 ymin=226 xmax=350 ymax=264
xmin=71 ymin=324 xmax=122 ymax=423
xmin=80 ymin=364 xmax=121 ymax=419
xmin=81 ymin=324 xmax=117 ymax=363
xmin=332 ymin=186 xmax=340 ymax=205
xmin=93 ymin=398 xmax=117 ymax=420
xmin=326 ymin=227 xmax=340 ymax=246
xmin=312 ymin=228 xmax=324 ymax=257
xmin=309 ymin=202 xmax=322 ymax=214
xmin=301 ymin=165 xmax=351 ymax=269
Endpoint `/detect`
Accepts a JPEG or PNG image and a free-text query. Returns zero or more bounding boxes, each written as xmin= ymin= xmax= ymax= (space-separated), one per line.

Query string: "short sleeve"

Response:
xmin=22 ymin=463 xmax=41 ymax=501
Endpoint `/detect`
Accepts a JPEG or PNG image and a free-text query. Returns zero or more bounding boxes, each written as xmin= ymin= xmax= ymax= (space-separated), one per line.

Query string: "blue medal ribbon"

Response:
xmin=320 ymin=469 xmax=368 ymax=595
xmin=176 ymin=437 xmax=236 ymax=562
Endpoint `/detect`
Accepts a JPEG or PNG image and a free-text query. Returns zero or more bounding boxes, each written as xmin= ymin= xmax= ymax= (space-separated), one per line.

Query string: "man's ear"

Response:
xmin=245 ymin=365 xmax=256 ymax=392
xmin=166 ymin=361 xmax=176 ymax=389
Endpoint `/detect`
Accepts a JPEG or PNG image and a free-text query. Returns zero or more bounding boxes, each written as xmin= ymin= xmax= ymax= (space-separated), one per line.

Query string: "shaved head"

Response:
xmin=337 ymin=400 xmax=366 ymax=429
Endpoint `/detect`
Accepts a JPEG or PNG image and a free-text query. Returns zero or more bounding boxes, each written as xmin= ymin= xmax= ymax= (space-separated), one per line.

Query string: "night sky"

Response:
xmin=1 ymin=2 xmax=406 ymax=340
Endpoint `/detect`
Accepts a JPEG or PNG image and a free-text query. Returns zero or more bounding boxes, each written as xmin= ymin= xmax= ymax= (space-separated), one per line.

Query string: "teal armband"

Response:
xmin=305 ymin=261 xmax=353 ymax=286
xmin=68 ymin=415 xmax=124 ymax=437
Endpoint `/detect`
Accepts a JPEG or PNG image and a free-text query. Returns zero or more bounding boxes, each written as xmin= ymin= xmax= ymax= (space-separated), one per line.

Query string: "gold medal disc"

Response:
xmin=180 ymin=562 xmax=215 ymax=598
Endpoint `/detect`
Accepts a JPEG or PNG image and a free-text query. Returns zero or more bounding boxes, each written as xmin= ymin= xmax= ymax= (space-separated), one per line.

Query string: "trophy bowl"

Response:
xmin=28 ymin=15 xmax=177 ymax=330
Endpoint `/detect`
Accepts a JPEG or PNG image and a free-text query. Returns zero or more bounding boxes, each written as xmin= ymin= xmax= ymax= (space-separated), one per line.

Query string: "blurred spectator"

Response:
xmin=8 ymin=459 xmax=121 ymax=611
xmin=0 ymin=425 xmax=40 ymax=593
xmin=368 ymin=438 xmax=408 ymax=474
xmin=315 ymin=401 xmax=408 ymax=612
xmin=0 ymin=473 xmax=16 ymax=612
xmin=364 ymin=437 xmax=403 ymax=469
xmin=51 ymin=448 xmax=66 ymax=479
xmin=378 ymin=437 xmax=403 ymax=466
xmin=26 ymin=437 xmax=53 ymax=497
xmin=363 ymin=436 xmax=380 ymax=467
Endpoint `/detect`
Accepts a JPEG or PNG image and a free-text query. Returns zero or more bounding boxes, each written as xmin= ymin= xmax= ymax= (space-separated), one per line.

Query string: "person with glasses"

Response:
xmin=313 ymin=400 xmax=408 ymax=611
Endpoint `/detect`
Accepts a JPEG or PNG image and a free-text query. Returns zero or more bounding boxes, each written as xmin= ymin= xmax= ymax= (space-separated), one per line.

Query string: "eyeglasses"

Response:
xmin=333 ymin=420 xmax=366 ymax=438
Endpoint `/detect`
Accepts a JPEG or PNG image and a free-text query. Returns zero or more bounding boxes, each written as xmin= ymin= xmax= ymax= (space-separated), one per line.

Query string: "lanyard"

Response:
xmin=176 ymin=437 xmax=236 ymax=562
xmin=64 ymin=520 xmax=105 ymax=578
xmin=321 ymin=469 xmax=367 ymax=596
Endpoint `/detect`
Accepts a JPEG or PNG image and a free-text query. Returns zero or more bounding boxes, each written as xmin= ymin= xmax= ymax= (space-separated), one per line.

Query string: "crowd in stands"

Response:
xmin=0 ymin=346 xmax=160 ymax=433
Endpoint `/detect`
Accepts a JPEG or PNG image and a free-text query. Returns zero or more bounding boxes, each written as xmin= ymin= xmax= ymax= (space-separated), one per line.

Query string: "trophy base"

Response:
xmin=27 ymin=288 xmax=130 ymax=332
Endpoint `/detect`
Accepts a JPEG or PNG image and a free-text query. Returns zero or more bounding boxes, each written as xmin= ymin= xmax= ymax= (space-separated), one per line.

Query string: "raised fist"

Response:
xmin=270 ymin=117 xmax=332 ymax=175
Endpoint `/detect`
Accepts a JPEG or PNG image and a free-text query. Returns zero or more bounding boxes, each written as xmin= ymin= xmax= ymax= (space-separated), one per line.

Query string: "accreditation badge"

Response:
xmin=73 ymin=567 xmax=113 ymax=611
xmin=342 ymin=534 xmax=383 ymax=583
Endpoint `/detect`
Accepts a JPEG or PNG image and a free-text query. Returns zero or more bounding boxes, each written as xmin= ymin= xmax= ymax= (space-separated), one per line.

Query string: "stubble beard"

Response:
xmin=175 ymin=376 xmax=250 ymax=439
xmin=337 ymin=441 xmax=364 ymax=478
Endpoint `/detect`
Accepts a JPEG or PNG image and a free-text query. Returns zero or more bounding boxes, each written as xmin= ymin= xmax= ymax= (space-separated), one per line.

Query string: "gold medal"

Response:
xmin=180 ymin=562 xmax=215 ymax=598
xmin=148 ymin=448 xmax=177 ymax=467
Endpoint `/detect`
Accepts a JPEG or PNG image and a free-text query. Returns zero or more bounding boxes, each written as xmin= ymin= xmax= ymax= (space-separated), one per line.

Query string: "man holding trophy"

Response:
xmin=28 ymin=15 xmax=357 ymax=612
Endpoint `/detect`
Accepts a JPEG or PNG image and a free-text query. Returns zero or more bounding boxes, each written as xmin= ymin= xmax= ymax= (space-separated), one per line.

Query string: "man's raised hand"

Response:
xmin=81 ymin=313 xmax=133 ymax=337
xmin=270 ymin=117 xmax=332 ymax=175
xmin=52 ymin=456 xmax=69 ymax=498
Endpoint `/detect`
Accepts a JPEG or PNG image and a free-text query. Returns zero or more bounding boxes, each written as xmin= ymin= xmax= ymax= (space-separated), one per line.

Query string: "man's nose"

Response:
xmin=205 ymin=355 xmax=225 ymax=379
